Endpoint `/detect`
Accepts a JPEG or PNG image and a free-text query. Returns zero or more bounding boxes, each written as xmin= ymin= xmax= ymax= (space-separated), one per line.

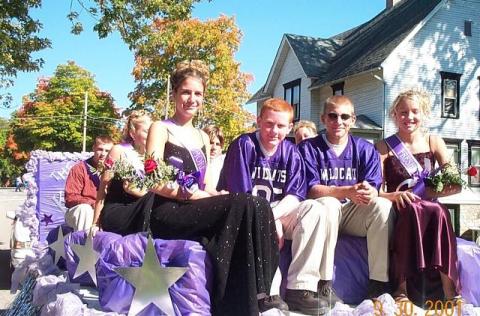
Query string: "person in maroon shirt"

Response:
xmin=64 ymin=135 xmax=113 ymax=231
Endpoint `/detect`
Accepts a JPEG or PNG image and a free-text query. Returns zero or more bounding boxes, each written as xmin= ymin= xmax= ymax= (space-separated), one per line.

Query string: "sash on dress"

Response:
xmin=84 ymin=158 xmax=100 ymax=188
xmin=162 ymin=119 xmax=207 ymax=190
xmin=385 ymin=134 xmax=430 ymax=198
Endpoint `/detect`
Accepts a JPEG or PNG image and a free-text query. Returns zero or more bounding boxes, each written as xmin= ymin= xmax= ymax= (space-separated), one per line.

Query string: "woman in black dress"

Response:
xmin=146 ymin=60 xmax=284 ymax=315
xmin=93 ymin=110 xmax=155 ymax=236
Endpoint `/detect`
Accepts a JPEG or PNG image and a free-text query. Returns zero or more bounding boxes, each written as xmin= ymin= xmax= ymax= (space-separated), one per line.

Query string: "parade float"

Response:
xmin=5 ymin=150 xmax=480 ymax=315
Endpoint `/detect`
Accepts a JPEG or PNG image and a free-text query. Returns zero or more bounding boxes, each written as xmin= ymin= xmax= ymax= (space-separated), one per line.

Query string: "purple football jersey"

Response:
xmin=297 ymin=134 xmax=382 ymax=190
xmin=217 ymin=132 xmax=306 ymax=203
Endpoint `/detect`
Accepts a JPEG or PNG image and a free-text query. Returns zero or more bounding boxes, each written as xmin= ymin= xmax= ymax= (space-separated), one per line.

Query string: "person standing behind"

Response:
xmin=15 ymin=176 xmax=23 ymax=192
xmin=298 ymin=95 xmax=394 ymax=300
xmin=218 ymin=98 xmax=341 ymax=315
xmin=64 ymin=135 xmax=114 ymax=231
xmin=203 ymin=125 xmax=225 ymax=188
xmin=375 ymin=89 xmax=462 ymax=304
xmin=294 ymin=120 xmax=317 ymax=144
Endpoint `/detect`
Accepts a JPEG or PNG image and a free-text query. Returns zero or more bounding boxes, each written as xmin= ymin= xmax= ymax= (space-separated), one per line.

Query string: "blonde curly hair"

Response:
xmin=171 ymin=60 xmax=210 ymax=92
xmin=389 ymin=88 xmax=431 ymax=118
xmin=122 ymin=110 xmax=152 ymax=144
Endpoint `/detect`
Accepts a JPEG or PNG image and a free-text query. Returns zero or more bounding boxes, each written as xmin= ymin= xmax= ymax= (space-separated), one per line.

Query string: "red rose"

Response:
xmin=144 ymin=159 xmax=158 ymax=174
xmin=467 ymin=166 xmax=478 ymax=177
xmin=104 ymin=157 xmax=114 ymax=170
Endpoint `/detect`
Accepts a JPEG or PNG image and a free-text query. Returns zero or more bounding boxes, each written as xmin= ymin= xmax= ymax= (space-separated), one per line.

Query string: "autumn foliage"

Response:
xmin=131 ymin=15 xmax=254 ymax=145
xmin=7 ymin=61 xmax=120 ymax=162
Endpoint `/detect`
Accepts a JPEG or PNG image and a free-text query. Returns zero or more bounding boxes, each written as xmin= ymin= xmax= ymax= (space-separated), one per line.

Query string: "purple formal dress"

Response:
xmin=384 ymin=151 xmax=460 ymax=302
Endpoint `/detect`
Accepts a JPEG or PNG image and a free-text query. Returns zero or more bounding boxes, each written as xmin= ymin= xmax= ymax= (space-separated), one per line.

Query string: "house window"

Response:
xmin=331 ymin=82 xmax=344 ymax=96
xmin=284 ymin=79 xmax=301 ymax=121
xmin=467 ymin=140 xmax=480 ymax=187
xmin=440 ymin=71 xmax=461 ymax=119
xmin=444 ymin=139 xmax=461 ymax=165
xmin=443 ymin=204 xmax=460 ymax=236
xmin=465 ymin=20 xmax=472 ymax=37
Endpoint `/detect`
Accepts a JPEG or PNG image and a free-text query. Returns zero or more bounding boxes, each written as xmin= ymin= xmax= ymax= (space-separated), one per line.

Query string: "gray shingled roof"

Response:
xmin=247 ymin=85 xmax=270 ymax=104
xmin=310 ymin=0 xmax=442 ymax=88
xmin=249 ymin=0 xmax=442 ymax=103
xmin=284 ymin=34 xmax=341 ymax=78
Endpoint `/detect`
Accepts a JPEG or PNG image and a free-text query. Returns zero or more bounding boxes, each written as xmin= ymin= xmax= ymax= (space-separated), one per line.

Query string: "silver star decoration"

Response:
xmin=49 ymin=228 xmax=69 ymax=264
xmin=114 ymin=236 xmax=188 ymax=316
xmin=71 ymin=233 xmax=100 ymax=286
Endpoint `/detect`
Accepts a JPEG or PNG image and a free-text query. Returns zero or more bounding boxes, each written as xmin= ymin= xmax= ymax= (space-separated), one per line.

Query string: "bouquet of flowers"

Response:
xmin=137 ymin=153 xmax=176 ymax=190
xmin=103 ymin=157 xmax=138 ymax=182
xmin=424 ymin=163 xmax=471 ymax=193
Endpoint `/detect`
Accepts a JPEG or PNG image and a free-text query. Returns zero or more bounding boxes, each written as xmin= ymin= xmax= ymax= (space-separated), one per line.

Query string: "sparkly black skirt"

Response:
xmin=150 ymin=192 xmax=278 ymax=316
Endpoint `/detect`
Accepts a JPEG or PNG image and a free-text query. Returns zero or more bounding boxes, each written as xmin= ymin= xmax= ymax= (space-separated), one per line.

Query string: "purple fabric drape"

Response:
xmin=96 ymin=233 xmax=212 ymax=315
xmin=457 ymin=238 xmax=480 ymax=306
xmin=280 ymin=235 xmax=369 ymax=304
xmin=65 ymin=231 xmax=122 ymax=286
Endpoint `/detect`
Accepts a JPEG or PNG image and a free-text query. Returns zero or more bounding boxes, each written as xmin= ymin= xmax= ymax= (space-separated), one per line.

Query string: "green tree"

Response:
xmin=9 ymin=61 xmax=120 ymax=155
xmin=0 ymin=0 xmax=51 ymax=108
xmin=68 ymin=0 xmax=204 ymax=49
xmin=1 ymin=0 xmax=203 ymax=108
xmin=131 ymin=16 xmax=254 ymax=145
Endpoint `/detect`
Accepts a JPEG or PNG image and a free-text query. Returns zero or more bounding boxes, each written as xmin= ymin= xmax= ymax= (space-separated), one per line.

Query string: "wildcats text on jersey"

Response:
xmin=320 ymin=167 xmax=357 ymax=182
xmin=251 ymin=166 xmax=287 ymax=183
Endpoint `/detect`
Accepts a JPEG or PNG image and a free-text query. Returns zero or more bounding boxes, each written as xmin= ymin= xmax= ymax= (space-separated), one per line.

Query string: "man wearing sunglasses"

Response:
xmin=298 ymin=95 xmax=394 ymax=300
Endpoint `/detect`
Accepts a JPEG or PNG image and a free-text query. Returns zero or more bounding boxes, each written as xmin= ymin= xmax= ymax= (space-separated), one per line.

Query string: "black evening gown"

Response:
xmin=150 ymin=142 xmax=279 ymax=316
xmin=99 ymin=178 xmax=155 ymax=236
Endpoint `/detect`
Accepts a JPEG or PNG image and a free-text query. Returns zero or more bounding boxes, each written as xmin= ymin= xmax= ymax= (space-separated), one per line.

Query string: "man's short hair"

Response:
xmin=93 ymin=135 xmax=114 ymax=146
xmin=260 ymin=98 xmax=294 ymax=122
xmin=323 ymin=95 xmax=354 ymax=114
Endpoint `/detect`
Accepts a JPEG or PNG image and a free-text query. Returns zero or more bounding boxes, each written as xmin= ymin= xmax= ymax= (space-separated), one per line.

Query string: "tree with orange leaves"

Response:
xmin=130 ymin=15 xmax=254 ymax=145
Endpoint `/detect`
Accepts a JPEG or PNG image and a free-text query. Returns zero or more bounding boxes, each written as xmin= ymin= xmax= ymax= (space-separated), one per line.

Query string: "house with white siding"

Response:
xmin=248 ymin=0 xmax=480 ymax=238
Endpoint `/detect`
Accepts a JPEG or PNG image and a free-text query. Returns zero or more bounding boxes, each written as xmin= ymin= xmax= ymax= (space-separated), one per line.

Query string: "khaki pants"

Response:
xmin=316 ymin=196 xmax=394 ymax=282
xmin=281 ymin=199 xmax=341 ymax=291
xmin=65 ymin=204 xmax=94 ymax=231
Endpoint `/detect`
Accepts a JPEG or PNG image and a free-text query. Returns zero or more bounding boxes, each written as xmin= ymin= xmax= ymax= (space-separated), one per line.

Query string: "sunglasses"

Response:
xmin=326 ymin=112 xmax=353 ymax=121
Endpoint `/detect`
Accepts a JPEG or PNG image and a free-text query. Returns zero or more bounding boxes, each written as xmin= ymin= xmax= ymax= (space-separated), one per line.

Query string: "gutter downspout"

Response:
xmin=373 ymin=67 xmax=386 ymax=139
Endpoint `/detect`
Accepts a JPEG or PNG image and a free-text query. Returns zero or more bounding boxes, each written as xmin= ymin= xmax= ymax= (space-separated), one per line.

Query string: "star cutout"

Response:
xmin=114 ymin=236 xmax=188 ymax=316
xmin=71 ymin=233 xmax=100 ymax=286
xmin=41 ymin=214 xmax=53 ymax=226
xmin=49 ymin=227 xmax=68 ymax=264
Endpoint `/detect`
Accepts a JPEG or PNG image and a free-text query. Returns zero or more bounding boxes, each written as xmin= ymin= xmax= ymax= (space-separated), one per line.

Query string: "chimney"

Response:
xmin=386 ymin=0 xmax=402 ymax=9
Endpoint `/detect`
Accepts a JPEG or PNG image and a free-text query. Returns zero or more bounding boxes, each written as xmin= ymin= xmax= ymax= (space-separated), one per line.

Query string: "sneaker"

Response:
xmin=258 ymin=295 xmax=289 ymax=312
xmin=367 ymin=279 xmax=388 ymax=299
xmin=285 ymin=289 xmax=329 ymax=315
xmin=317 ymin=280 xmax=343 ymax=307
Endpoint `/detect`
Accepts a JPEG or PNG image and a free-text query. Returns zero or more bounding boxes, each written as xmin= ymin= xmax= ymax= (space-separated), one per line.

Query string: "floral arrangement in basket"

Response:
xmin=424 ymin=163 xmax=477 ymax=193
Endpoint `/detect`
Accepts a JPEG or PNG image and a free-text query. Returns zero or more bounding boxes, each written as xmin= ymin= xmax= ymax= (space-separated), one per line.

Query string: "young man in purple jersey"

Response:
xmin=297 ymin=95 xmax=394 ymax=299
xmin=218 ymin=98 xmax=340 ymax=315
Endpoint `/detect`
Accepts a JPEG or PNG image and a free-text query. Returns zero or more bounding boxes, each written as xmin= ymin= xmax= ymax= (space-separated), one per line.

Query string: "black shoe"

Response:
xmin=367 ymin=279 xmax=387 ymax=299
xmin=258 ymin=295 xmax=289 ymax=312
xmin=317 ymin=280 xmax=343 ymax=307
xmin=285 ymin=289 xmax=329 ymax=315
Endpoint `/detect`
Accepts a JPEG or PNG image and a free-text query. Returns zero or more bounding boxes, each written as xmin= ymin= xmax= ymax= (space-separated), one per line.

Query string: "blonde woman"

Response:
xmin=376 ymin=89 xmax=462 ymax=304
xmin=93 ymin=110 xmax=153 ymax=236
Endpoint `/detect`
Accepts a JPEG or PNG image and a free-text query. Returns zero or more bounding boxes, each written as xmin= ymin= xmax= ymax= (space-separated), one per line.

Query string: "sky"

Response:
xmin=1 ymin=0 xmax=386 ymax=119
